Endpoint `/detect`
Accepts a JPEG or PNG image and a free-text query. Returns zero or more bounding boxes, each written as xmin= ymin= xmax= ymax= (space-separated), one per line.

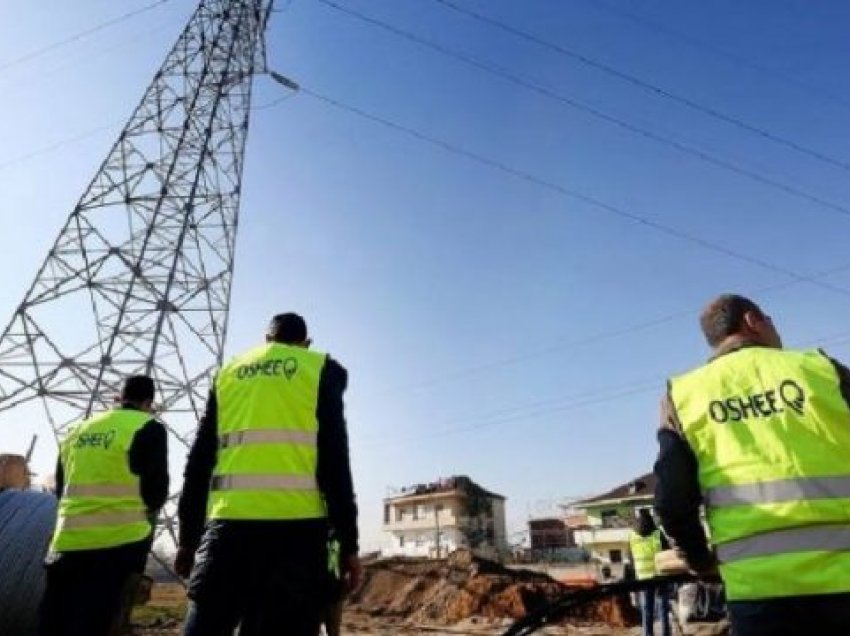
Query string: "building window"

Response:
xmin=396 ymin=507 xmax=403 ymax=522
xmin=610 ymin=549 xmax=623 ymax=564
xmin=384 ymin=504 xmax=390 ymax=524
xmin=412 ymin=506 xmax=419 ymax=520
xmin=600 ymin=509 xmax=618 ymax=528
xmin=399 ymin=536 xmax=405 ymax=548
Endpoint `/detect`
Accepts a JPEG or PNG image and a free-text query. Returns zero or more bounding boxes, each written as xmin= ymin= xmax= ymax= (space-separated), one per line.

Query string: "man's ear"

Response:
xmin=742 ymin=310 xmax=761 ymax=333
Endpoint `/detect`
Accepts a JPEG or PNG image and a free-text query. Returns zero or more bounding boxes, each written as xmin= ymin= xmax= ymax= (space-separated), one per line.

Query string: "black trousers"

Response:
xmin=728 ymin=592 xmax=850 ymax=636
xmin=184 ymin=520 xmax=329 ymax=636
xmin=38 ymin=538 xmax=150 ymax=636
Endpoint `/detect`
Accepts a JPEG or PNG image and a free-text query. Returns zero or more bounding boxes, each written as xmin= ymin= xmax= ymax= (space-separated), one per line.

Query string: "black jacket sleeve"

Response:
xmin=54 ymin=457 xmax=64 ymax=498
xmin=654 ymin=425 xmax=714 ymax=572
xmin=177 ymin=390 xmax=218 ymax=550
xmin=824 ymin=351 xmax=850 ymax=410
xmin=128 ymin=419 xmax=170 ymax=513
xmin=316 ymin=358 xmax=359 ymax=558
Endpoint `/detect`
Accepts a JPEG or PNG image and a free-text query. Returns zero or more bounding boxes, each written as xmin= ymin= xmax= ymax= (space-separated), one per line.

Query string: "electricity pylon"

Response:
xmin=0 ymin=0 xmax=276 ymax=549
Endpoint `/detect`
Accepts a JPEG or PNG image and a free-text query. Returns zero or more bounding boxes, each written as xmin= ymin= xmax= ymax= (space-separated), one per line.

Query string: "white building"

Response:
xmin=382 ymin=475 xmax=508 ymax=560
xmin=570 ymin=473 xmax=655 ymax=568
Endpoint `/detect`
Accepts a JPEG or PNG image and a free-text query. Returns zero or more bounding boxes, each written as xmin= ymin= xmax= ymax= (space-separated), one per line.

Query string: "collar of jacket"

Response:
xmin=709 ymin=338 xmax=766 ymax=362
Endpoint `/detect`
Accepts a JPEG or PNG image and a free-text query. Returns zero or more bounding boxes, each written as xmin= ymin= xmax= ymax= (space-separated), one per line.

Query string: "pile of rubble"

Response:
xmin=349 ymin=550 xmax=639 ymax=628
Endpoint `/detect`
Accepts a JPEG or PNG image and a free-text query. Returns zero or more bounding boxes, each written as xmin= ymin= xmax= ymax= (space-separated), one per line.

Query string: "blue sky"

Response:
xmin=2 ymin=0 xmax=850 ymax=550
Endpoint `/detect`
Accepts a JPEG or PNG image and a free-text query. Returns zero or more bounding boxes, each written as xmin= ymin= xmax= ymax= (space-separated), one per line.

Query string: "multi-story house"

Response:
xmin=570 ymin=472 xmax=655 ymax=567
xmin=528 ymin=517 xmax=574 ymax=551
xmin=382 ymin=475 xmax=507 ymax=560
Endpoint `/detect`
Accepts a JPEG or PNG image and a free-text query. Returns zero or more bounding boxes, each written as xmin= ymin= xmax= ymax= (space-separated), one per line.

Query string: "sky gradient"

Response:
xmin=2 ymin=0 xmax=850 ymax=550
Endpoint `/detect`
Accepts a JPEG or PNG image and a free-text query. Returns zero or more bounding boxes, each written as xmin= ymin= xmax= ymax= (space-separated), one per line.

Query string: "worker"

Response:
xmin=655 ymin=293 xmax=850 ymax=635
xmin=628 ymin=508 xmax=671 ymax=636
xmin=39 ymin=375 xmax=169 ymax=636
xmin=175 ymin=312 xmax=360 ymax=635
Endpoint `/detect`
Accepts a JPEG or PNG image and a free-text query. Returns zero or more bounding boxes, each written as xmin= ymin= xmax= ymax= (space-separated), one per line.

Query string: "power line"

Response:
xmin=359 ymin=327 xmax=850 ymax=446
xmin=0 ymin=122 xmax=120 ymax=173
xmin=0 ymin=21 xmax=176 ymax=98
xmin=433 ymin=0 xmax=850 ymax=174
xmin=588 ymin=0 xmax=850 ymax=113
xmin=314 ymin=0 xmax=850 ymax=223
xmin=294 ymin=85 xmax=850 ymax=301
xmin=373 ymin=262 xmax=850 ymax=396
xmin=0 ymin=0 xmax=172 ymax=74
xmin=260 ymin=82 xmax=850 ymax=394
xmin=358 ymin=381 xmax=658 ymax=446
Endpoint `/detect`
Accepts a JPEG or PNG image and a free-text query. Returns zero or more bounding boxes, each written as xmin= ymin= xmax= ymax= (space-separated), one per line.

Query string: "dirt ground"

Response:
xmin=129 ymin=549 xmax=643 ymax=636
xmin=129 ymin=585 xmax=639 ymax=635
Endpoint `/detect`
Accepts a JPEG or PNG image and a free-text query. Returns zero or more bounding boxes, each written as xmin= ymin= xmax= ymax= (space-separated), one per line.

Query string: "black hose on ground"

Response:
xmin=502 ymin=573 xmax=704 ymax=636
xmin=0 ymin=490 xmax=58 ymax=635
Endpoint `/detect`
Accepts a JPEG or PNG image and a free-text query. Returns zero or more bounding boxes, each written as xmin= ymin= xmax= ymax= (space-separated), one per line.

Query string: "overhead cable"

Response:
xmin=294 ymin=85 xmax=850 ymax=301
xmin=359 ymin=326 xmax=850 ymax=444
xmin=0 ymin=122 xmax=120 ymax=173
xmin=589 ymin=0 xmax=850 ymax=113
xmin=433 ymin=0 xmax=850 ymax=174
xmin=0 ymin=0 xmax=171 ymax=74
xmin=370 ymin=260 xmax=850 ymax=395
xmin=315 ymin=0 xmax=850 ymax=223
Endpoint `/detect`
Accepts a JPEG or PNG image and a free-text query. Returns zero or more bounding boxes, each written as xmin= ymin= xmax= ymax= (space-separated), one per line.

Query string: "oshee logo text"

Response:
xmin=708 ymin=379 xmax=806 ymax=423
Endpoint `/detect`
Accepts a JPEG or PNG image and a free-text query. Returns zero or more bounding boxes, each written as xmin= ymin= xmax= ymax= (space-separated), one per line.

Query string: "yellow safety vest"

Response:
xmin=670 ymin=347 xmax=850 ymax=600
xmin=207 ymin=342 xmax=328 ymax=520
xmin=50 ymin=409 xmax=152 ymax=552
xmin=630 ymin=529 xmax=661 ymax=580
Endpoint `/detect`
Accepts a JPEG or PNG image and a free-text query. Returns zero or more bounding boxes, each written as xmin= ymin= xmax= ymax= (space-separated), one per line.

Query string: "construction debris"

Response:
xmin=349 ymin=549 xmax=639 ymax=629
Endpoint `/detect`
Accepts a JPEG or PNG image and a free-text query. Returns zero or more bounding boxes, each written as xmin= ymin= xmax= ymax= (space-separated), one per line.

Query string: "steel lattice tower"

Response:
xmin=0 ymin=0 xmax=275 ymax=546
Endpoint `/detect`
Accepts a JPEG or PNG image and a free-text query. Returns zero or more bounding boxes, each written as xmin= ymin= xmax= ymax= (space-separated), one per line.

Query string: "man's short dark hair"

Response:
xmin=268 ymin=312 xmax=308 ymax=344
xmin=700 ymin=294 xmax=764 ymax=348
xmin=120 ymin=375 xmax=155 ymax=404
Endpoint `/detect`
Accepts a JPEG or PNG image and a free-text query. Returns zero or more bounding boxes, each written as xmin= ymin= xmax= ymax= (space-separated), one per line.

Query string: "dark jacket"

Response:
xmin=177 ymin=355 xmax=359 ymax=558
xmin=654 ymin=341 xmax=850 ymax=572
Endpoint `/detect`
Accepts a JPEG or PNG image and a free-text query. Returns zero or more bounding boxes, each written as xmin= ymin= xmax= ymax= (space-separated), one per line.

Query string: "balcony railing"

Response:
xmin=383 ymin=515 xmax=458 ymax=530
xmin=574 ymin=527 xmax=631 ymax=545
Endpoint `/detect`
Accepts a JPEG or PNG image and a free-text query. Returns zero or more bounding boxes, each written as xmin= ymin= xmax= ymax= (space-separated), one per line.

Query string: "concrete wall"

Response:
xmin=491 ymin=498 xmax=508 ymax=553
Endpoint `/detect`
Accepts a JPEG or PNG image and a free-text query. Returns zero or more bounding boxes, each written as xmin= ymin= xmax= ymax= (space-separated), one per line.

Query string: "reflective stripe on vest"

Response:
xmin=211 ymin=474 xmax=319 ymax=491
xmin=61 ymin=510 xmax=148 ymax=529
xmin=706 ymin=475 xmax=850 ymax=508
xmin=670 ymin=347 xmax=850 ymax=600
xmin=64 ymin=484 xmax=140 ymax=498
xmin=630 ymin=530 xmax=661 ymax=580
xmin=50 ymin=409 xmax=152 ymax=552
xmin=219 ymin=429 xmax=318 ymax=448
xmin=717 ymin=524 xmax=850 ymax=563
xmin=208 ymin=343 xmax=328 ymax=520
